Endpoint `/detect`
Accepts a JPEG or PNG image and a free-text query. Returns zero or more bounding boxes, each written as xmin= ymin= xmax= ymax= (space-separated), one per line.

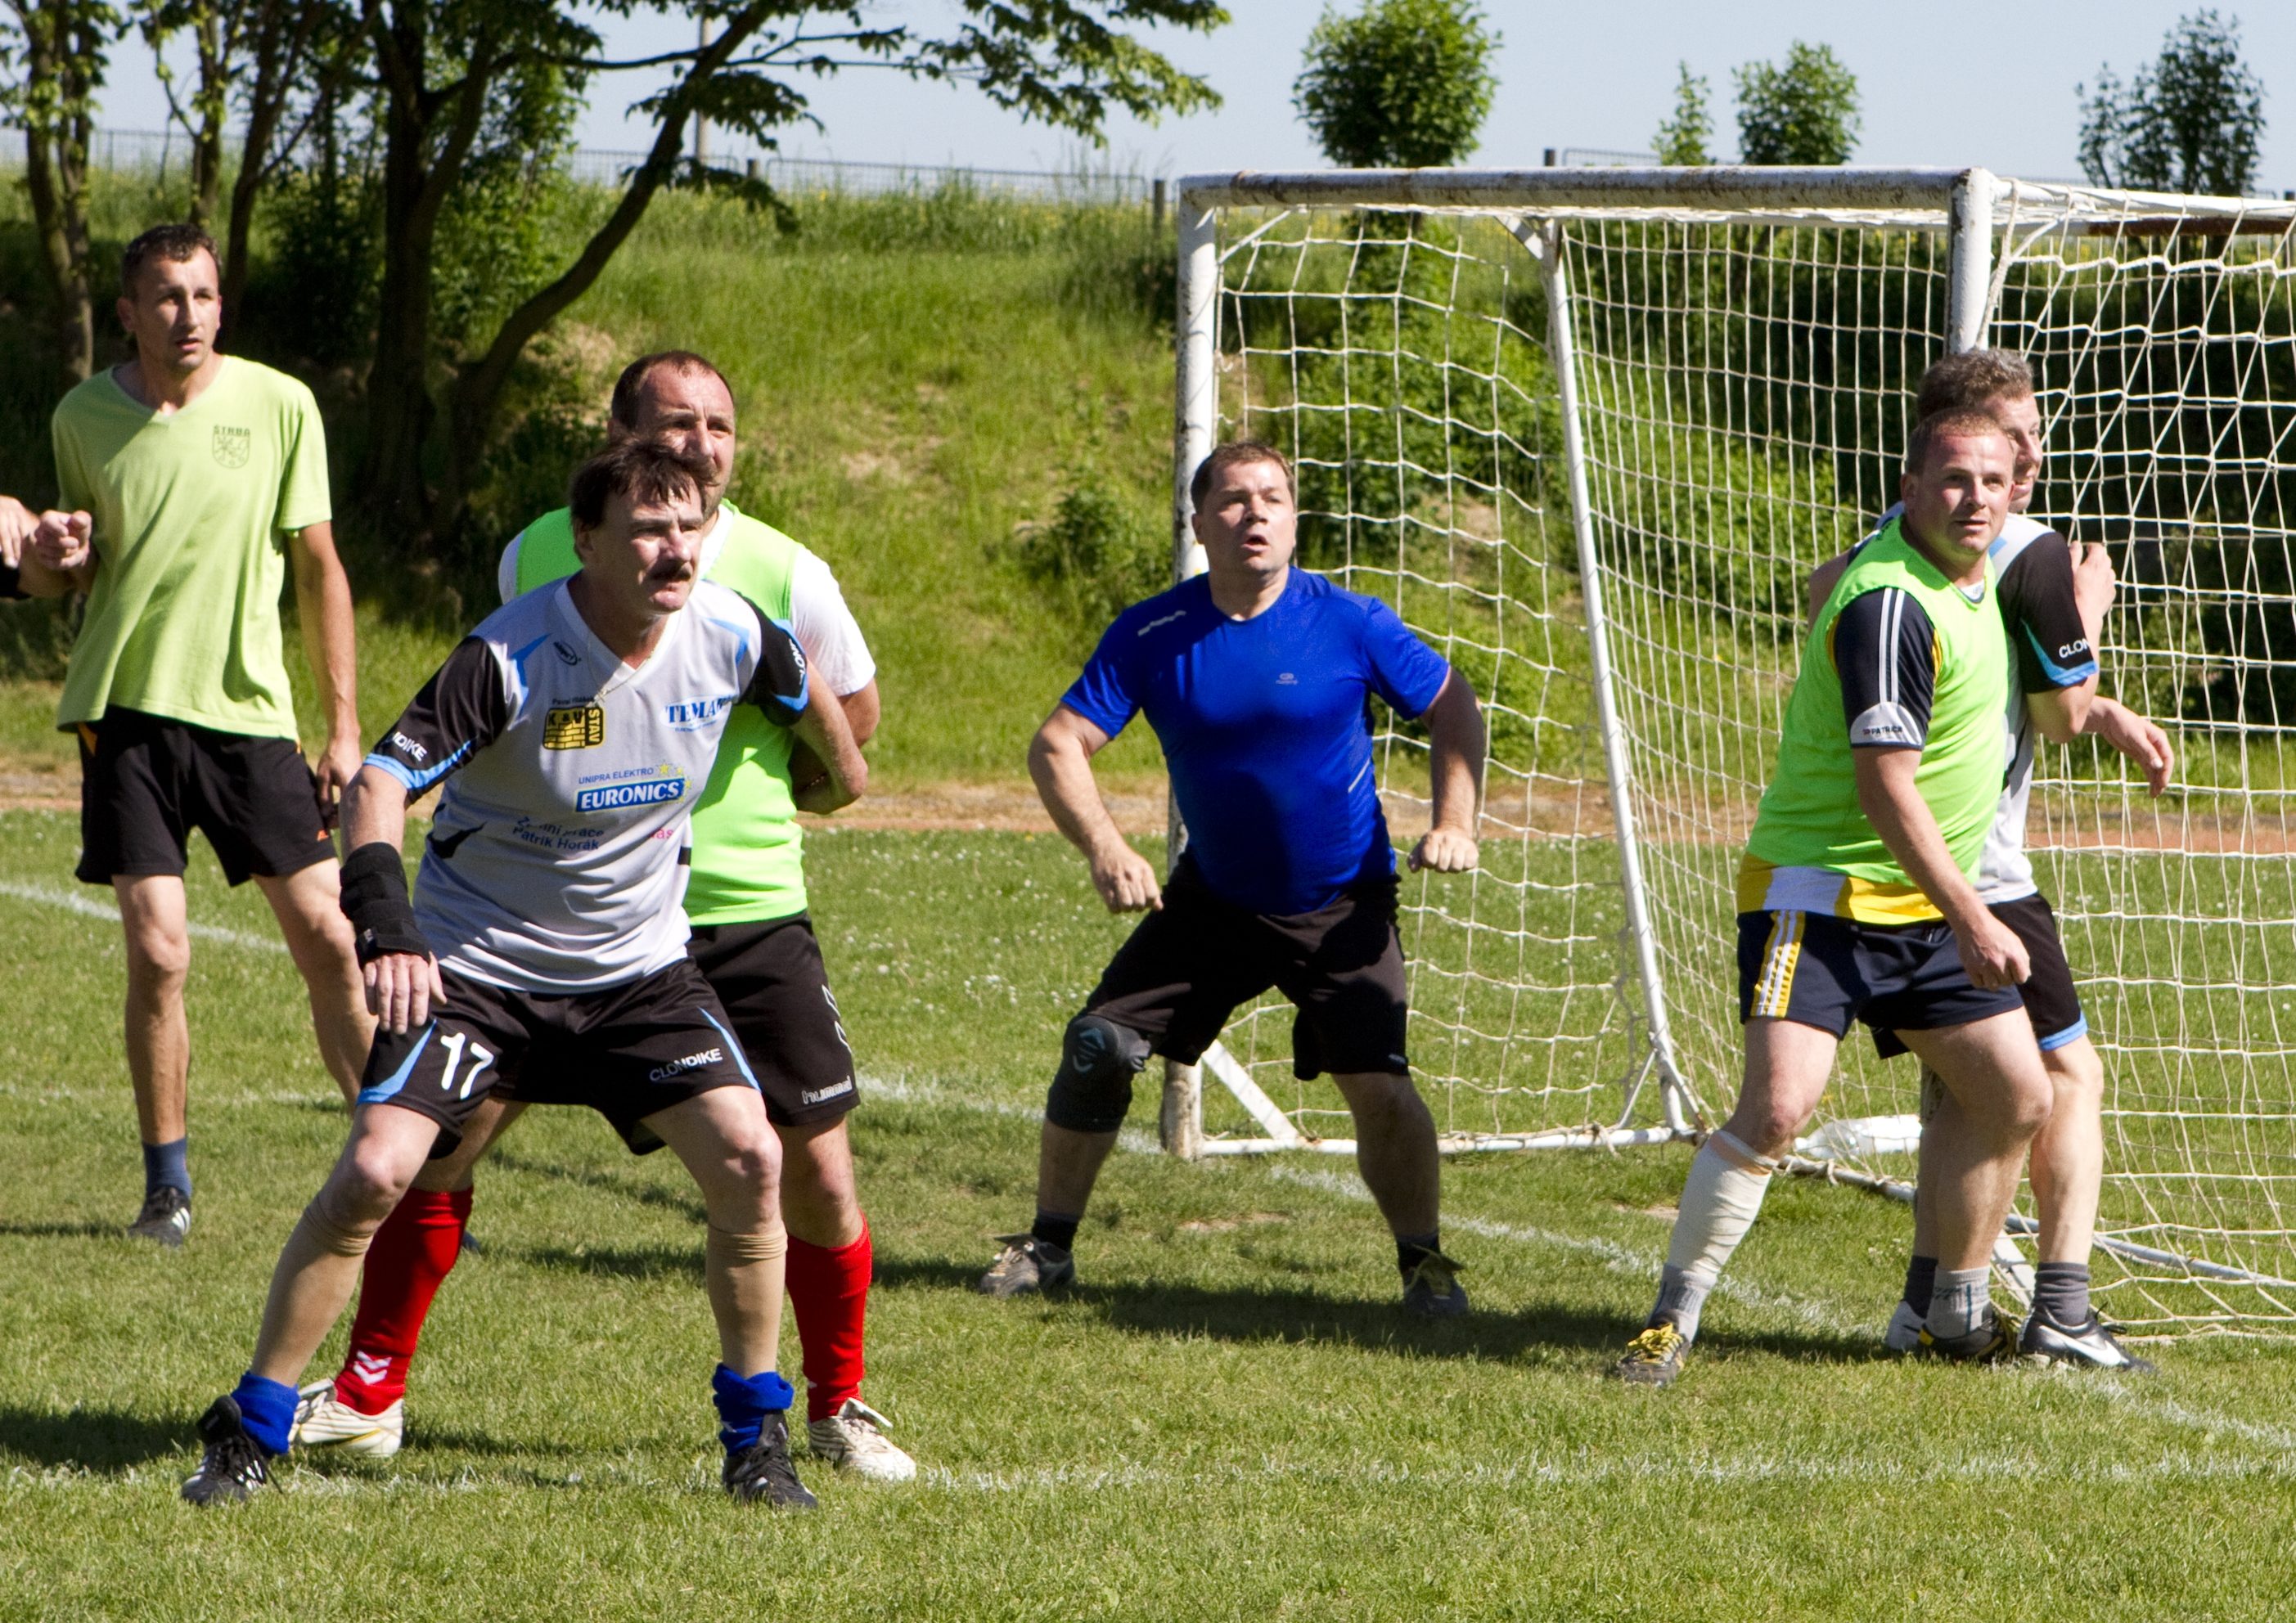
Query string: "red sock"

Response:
xmin=786 ymin=1221 xmax=871 ymax=1423
xmin=333 ymin=1186 xmax=471 ymax=1414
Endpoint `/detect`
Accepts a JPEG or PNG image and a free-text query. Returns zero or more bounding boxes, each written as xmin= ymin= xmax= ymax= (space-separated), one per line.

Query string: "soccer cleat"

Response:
xmin=1400 ymin=1248 xmax=1470 ymax=1318
xmin=128 ymin=1186 xmax=191 ymax=1248
xmin=976 ymin=1234 xmax=1074 ymax=1298
xmin=290 ymin=1378 xmax=404 ymax=1459
xmin=181 ymin=1396 xmax=272 ymax=1506
xmin=1883 ymin=1300 xmax=1925 ymax=1354
xmin=806 ymin=1398 xmax=917 ymax=1483
xmin=723 ymin=1413 xmax=817 ymax=1509
xmin=1614 ymin=1323 xmax=1690 ymax=1387
xmin=1916 ymin=1311 xmax=2019 ymax=1364
xmin=2019 ymin=1303 xmax=2156 ymax=1373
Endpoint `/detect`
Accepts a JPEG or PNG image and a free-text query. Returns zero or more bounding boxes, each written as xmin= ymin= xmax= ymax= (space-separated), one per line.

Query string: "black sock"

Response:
xmin=2034 ymin=1261 xmax=2091 ymax=1326
xmin=142 ymin=1137 xmax=191 ymax=1200
xmin=1396 ymin=1230 xmax=1440 ymax=1277
xmin=1030 ymin=1212 xmax=1079 ymax=1252
xmin=1902 ymin=1253 xmax=1938 ymax=1315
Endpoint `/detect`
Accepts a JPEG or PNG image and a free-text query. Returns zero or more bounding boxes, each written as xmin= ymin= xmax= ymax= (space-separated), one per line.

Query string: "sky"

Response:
xmin=96 ymin=2 xmax=2296 ymax=192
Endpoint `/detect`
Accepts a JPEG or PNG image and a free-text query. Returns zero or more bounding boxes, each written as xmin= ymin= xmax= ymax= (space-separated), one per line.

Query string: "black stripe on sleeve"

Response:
xmin=1833 ymin=587 xmax=1936 ymax=749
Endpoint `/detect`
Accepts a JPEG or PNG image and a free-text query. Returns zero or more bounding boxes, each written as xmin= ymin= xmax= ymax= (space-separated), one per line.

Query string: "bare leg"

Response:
xmin=409 ymin=1096 xmax=524 ymax=1194
xmin=250 ymin=1103 xmax=441 ymax=1383
xmin=1722 ymin=1018 xmax=1842 ymax=1159
xmin=2028 ymin=1035 xmax=2105 ymax=1266
xmin=1330 ymin=1070 xmax=1439 ymax=1237
xmin=1035 ymin=1123 xmax=1121 ymax=1221
xmin=115 ymin=875 xmax=191 ymax=1147
xmin=254 ymin=861 xmax=375 ymax=1104
xmin=1900 ymin=1011 xmax=2053 ymax=1275
xmin=646 ymin=1085 xmax=786 ymax=1377
xmin=778 ymin=1117 xmax=864 ymax=1249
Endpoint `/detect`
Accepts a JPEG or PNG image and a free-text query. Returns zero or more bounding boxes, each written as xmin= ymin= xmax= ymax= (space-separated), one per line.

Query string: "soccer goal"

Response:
xmin=1160 ymin=164 xmax=2296 ymax=1334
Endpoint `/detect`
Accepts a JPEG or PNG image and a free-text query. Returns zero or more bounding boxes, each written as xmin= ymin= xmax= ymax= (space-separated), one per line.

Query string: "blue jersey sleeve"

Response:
xmin=1358 ymin=599 xmax=1452 ymax=719
xmin=1060 ymin=618 xmax=1141 ymax=739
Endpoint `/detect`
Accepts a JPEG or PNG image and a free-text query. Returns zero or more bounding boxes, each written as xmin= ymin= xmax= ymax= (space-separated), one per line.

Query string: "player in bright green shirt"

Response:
xmin=1614 ymin=404 xmax=2058 ymax=1387
xmin=31 ymin=225 xmax=371 ymax=1248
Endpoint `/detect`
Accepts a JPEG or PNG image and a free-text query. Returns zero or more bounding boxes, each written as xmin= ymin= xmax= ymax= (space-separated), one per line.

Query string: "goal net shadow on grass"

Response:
xmin=1173 ymin=168 xmax=2296 ymax=1335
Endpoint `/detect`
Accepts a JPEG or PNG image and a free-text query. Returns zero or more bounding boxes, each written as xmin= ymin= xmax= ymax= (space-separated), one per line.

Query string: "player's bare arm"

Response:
xmin=1030 ymin=703 xmax=1160 ymax=913
xmin=336 ymin=765 xmax=442 ymax=1032
xmin=1805 ymin=550 xmax=1853 ymax=625
xmin=1409 ymin=671 xmax=1484 ymax=874
xmin=288 ymin=519 xmax=362 ymax=807
xmin=786 ymin=676 xmax=868 ymax=813
xmin=790 ymin=677 xmax=879 ymax=812
xmin=25 ymin=507 xmax=97 ymax=596
xmin=2084 ymin=695 xmax=2173 ymax=797
xmin=1854 ymin=746 xmax=2028 ymax=990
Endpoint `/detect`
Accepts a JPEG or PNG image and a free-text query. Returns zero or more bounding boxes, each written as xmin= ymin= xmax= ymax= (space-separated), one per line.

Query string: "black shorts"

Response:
xmin=1736 ymin=909 xmax=2025 ymax=1042
xmin=1872 ymin=892 xmax=2085 ymax=1059
xmin=75 ymin=708 xmax=333 ymax=888
xmin=355 ymin=959 xmax=759 ymax=1157
xmin=687 ymin=915 xmax=859 ymax=1128
xmin=1086 ymin=858 xmax=1411 ymax=1080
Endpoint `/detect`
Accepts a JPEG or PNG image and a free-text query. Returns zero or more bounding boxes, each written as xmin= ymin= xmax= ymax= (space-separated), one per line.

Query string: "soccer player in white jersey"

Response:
xmin=1810 ymin=350 xmax=2173 ymax=1369
xmin=292 ymin=352 xmax=911 ymax=1481
xmin=180 ymin=438 xmax=867 ymax=1508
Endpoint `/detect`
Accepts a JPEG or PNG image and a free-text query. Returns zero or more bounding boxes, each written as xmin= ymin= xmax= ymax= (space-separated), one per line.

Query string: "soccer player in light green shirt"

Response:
xmin=30 ymin=225 xmax=371 ymax=1248
xmin=1613 ymin=406 xmax=2058 ymax=1387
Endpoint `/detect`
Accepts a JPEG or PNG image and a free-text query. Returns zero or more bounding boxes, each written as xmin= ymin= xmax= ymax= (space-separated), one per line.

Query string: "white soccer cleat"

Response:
xmin=805 ymin=1397 xmax=916 ymax=1482
xmin=291 ymin=1378 xmax=404 ymax=1460
xmin=1884 ymin=1300 xmax=1925 ymax=1354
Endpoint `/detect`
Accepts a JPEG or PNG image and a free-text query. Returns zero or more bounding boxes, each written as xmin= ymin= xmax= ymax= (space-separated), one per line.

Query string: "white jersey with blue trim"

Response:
xmin=362 ymin=576 xmax=808 ymax=992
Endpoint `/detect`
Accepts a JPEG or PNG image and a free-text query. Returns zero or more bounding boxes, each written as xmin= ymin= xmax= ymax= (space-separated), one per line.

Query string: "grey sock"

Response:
xmin=2033 ymin=1261 xmax=2091 ymax=1326
xmin=1651 ymin=1263 xmax=1714 ymax=1340
xmin=1927 ymin=1266 xmax=1992 ymax=1341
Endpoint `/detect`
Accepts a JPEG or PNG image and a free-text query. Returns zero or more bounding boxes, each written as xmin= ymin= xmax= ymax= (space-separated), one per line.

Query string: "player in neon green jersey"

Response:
xmin=29 ymin=224 xmax=371 ymax=1248
xmin=293 ymin=351 xmax=912 ymax=1481
xmin=1614 ymin=405 xmax=2057 ymax=1387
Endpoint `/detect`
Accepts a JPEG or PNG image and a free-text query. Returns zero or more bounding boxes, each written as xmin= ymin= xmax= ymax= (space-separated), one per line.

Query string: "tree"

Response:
xmin=1734 ymin=40 xmax=1858 ymax=166
xmin=358 ymin=0 xmax=1227 ymax=560
xmin=1292 ymin=0 xmax=1497 ymax=169
xmin=2 ymin=0 xmax=120 ymax=381
xmin=1653 ymin=61 xmax=1710 ymax=166
xmin=2078 ymin=9 xmax=2266 ymax=195
xmin=137 ymin=0 xmax=368 ymax=316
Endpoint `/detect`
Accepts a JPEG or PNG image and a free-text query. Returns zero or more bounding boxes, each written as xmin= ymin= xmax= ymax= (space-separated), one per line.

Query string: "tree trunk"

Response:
xmin=16 ymin=1 xmax=101 ymax=384
xmin=186 ymin=6 xmax=225 ymax=227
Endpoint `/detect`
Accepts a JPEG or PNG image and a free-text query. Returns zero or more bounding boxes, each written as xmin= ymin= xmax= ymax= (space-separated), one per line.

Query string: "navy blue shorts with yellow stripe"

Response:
xmin=1736 ymin=910 xmax=2026 ymax=1041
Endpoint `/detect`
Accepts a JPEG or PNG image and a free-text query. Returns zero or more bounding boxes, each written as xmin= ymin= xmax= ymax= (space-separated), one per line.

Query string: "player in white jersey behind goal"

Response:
xmin=178 ymin=438 xmax=866 ymax=1509
xmin=1810 ymin=349 xmax=2174 ymax=1369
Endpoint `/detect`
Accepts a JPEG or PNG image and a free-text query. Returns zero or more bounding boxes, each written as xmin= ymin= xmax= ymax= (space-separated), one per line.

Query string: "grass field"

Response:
xmin=6 ymin=808 xmax=2296 ymax=1621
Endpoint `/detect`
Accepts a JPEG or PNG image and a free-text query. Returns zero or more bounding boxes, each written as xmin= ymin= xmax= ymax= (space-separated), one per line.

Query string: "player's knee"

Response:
xmin=123 ymin=922 xmax=191 ymax=985
xmin=2043 ymin=1036 xmax=2104 ymax=1105
xmin=1044 ymin=1014 xmax=1150 ymax=1134
xmin=333 ymin=1138 xmax=418 ymax=1221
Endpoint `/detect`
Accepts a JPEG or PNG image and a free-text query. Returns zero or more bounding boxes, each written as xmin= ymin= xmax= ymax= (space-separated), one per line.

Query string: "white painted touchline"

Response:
xmin=0 ymin=879 xmax=288 ymax=954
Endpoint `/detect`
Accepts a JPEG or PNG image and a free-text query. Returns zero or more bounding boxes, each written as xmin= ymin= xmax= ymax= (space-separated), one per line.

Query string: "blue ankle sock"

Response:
xmin=143 ymin=1138 xmax=191 ymax=1199
xmin=229 ymin=1372 xmax=298 ymax=1456
xmin=710 ymin=1364 xmax=795 ymax=1455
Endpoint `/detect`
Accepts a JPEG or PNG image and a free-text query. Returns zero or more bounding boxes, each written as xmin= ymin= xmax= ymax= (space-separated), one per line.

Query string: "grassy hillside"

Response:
xmin=0 ymin=182 xmax=1178 ymax=791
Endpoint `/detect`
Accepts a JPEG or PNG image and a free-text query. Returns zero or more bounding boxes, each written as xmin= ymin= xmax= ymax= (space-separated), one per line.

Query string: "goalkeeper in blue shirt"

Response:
xmin=977 ymin=442 xmax=1488 ymax=1315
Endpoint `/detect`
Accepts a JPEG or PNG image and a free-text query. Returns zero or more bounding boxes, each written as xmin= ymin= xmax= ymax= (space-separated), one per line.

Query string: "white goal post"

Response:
xmin=1162 ymin=164 xmax=2296 ymax=1334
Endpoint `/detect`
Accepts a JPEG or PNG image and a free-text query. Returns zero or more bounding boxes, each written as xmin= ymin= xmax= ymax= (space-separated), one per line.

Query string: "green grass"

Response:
xmin=6 ymin=810 xmax=2296 ymax=1621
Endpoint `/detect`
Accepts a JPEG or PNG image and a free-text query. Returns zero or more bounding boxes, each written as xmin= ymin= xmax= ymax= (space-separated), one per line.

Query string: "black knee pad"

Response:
xmin=1044 ymin=1014 xmax=1151 ymax=1134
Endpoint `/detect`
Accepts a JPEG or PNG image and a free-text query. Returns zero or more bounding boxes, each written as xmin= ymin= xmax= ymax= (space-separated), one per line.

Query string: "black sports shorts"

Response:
xmin=1736 ymin=908 xmax=2025 ymax=1042
xmin=76 ymin=707 xmax=333 ymax=887
xmin=1085 ymin=856 xmax=1411 ymax=1080
xmin=687 ymin=914 xmax=859 ymax=1128
xmin=1871 ymin=891 xmax=2085 ymax=1059
xmin=356 ymin=958 xmax=759 ymax=1157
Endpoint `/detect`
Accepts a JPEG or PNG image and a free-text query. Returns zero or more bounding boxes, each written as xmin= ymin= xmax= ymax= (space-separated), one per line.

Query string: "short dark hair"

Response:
xmin=1914 ymin=348 xmax=2034 ymax=420
xmin=121 ymin=223 xmax=219 ymax=299
xmin=609 ymin=350 xmax=735 ymax=429
xmin=1189 ymin=440 xmax=1294 ymax=510
xmin=1903 ymin=405 xmax=2012 ymax=476
xmin=567 ymin=438 xmax=717 ymax=532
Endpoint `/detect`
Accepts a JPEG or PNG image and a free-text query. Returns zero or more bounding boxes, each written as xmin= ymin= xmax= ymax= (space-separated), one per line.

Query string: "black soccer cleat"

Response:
xmin=2019 ymin=1302 xmax=2156 ymax=1373
xmin=181 ymin=1396 xmax=272 ymax=1506
xmin=723 ymin=1414 xmax=817 ymax=1510
xmin=1400 ymin=1248 xmax=1470 ymax=1319
xmin=128 ymin=1185 xmax=191 ymax=1248
xmin=1916 ymin=1311 xmax=2020 ymax=1364
xmin=977 ymin=1234 xmax=1075 ymax=1298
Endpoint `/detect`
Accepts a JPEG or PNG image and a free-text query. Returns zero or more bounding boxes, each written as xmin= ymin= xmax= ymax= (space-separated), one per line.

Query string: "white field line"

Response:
xmin=0 ymin=879 xmax=287 ymax=955
xmin=14 ymin=1447 xmax=2296 ymax=1498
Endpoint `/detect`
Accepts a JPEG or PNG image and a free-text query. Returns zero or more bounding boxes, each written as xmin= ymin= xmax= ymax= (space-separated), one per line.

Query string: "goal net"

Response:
xmin=1168 ymin=168 xmax=2296 ymax=1333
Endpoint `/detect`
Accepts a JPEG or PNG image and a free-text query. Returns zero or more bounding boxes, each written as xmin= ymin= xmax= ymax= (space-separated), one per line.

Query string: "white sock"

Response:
xmin=1927 ymin=1266 xmax=1992 ymax=1341
xmin=1650 ymin=1133 xmax=1775 ymax=1341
